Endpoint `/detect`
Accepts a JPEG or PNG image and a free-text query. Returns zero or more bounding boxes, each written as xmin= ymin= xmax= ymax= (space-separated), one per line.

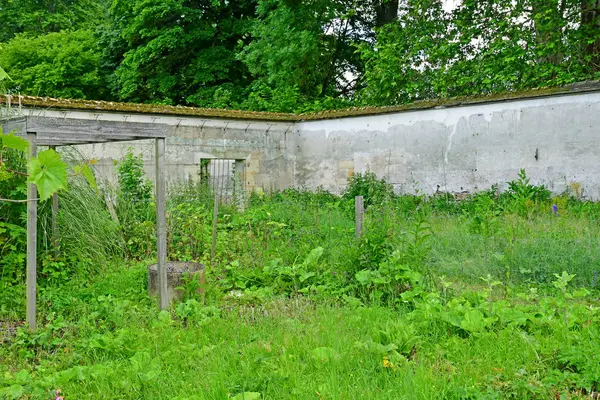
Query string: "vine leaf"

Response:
xmin=27 ymin=150 xmax=68 ymax=201
xmin=74 ymin=163 xmax=98 ymax=189
xmin=0 ymin=133 xmax=29 ymax=152
xmin=0 ymin=65 xmax=11 ymax=82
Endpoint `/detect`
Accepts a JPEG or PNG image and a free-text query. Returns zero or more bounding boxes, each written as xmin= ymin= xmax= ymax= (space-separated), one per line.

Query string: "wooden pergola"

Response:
xmin=1 ymin=115 xmax=170 ymax=330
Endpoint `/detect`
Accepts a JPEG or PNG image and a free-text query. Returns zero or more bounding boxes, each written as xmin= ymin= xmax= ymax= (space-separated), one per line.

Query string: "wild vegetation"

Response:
xmin=0 ymin=0 xmax=599 ymax=111
xmin=1 ymin=149 xmax=600 ymax=399
xmin=1 ymin=1 xmax=600 ymax=398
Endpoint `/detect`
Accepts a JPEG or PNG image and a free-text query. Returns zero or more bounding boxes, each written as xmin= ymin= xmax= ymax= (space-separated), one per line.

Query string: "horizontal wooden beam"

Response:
xmin=1 ymin=117 xmax=27 ymax=135
xmin=26 ymin=116 xmax=168 ymax=140
xmin=1 ymin=116 xmax=168 ymax=146
xmin=37 ymin=134 xmax=149 ymax=146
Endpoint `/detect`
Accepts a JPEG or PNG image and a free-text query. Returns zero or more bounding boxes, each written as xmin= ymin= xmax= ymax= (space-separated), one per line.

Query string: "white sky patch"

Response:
xmin=442 ymin=0 xmax=461 ymax=12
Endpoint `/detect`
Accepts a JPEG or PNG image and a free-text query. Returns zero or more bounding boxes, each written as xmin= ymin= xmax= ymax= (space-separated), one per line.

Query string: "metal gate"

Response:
xmin=199 ymin=158 xmax=246 ymax=204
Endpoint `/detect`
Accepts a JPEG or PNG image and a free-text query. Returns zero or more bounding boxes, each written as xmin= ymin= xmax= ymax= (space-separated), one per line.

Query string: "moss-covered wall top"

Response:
xmin=2 ymin=81 xmax=599 ymax=122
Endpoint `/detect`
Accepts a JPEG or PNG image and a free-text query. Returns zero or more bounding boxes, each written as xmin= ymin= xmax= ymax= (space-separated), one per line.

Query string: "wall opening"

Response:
xmin=199 ymin=158 xmax=246 ymax=205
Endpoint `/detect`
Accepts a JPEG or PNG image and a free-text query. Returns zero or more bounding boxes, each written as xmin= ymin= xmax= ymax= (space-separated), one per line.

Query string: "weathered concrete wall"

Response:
xmin=293 ymin=92 xmax=600 ymax=198
xmin=20 ymin=108 xmax=294 ymax=192
xmin=20 ymin=89 xmax=600 ymax=198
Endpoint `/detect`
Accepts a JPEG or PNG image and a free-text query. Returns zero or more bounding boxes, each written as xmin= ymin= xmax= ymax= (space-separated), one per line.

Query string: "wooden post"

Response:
xmin=234 ymin=159 xmax=246 ymax=211
xmin=50 ymin=146 xmax=59 ymax=257
xmin=155 ymin=138 xmax=168 ymax=310
xmin=211 ymin=190 xmax=219 ymax=260
xmin=27 ymin=133 xmax=37 ymax=330
xmin=355 ymin=196 xmax=364 ymax=238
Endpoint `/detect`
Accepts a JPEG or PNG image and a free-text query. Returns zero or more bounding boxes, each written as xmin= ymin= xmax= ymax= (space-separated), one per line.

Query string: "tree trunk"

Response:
xmin=531 ymin=0 xmax=564 ymax=66
xmin=375 ymin=0 xmax=399 ymax=27
xmin=581 ymin=0 xmax=600 ymax=71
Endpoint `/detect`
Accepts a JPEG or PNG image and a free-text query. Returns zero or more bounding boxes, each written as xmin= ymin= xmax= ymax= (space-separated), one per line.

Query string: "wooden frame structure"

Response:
xmin=1 ymin=115 xmax=170 ymax=330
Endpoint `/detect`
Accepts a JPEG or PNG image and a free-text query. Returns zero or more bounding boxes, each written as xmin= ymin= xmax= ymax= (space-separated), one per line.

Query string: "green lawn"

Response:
xmin=2 ymin=185 xmax=600 ymax=399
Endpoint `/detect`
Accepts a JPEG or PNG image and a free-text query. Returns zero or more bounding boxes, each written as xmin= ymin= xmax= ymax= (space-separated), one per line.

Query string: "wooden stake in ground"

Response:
xmin=27 ymin=133 xmax=37 ymax=330
xmin=211 ymin=190 xmax=219 ymax=260
xmin=49 ymin=146 xmax=59 ymax=258
xmin=155 ymin=138 xmax=168 ymax=310
xmin=355 ymin=196 xmax=364 ymax=238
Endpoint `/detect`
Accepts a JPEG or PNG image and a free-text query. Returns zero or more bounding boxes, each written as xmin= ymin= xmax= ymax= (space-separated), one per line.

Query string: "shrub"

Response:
xmin=343 ymin=171 xmax=394 ymax=208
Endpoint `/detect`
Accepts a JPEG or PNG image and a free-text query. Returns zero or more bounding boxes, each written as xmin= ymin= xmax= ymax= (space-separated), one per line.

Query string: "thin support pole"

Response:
xmin=155 ymin=138 xmax=168 ymax=310
xmin=355 ymin=196 xmax=364 ymax=238
xmin=211 ymin=191 xmax=219 ymax=260
xmin=50 ymin=146 xmax=59 ymax=257
xmin=234 ymin=160 xmax=245 ymax=211
xmin=27 ymin=133 xmax=38 ymax=330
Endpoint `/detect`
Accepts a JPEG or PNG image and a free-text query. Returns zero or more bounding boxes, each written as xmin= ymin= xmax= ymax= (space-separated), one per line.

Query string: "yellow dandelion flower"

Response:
xmin=383 ymin=356 xmax=391 ymax=368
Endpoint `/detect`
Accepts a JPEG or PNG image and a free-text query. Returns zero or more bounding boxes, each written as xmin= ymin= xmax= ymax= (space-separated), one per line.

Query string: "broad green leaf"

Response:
xmin=27 ymin=149 xmax=68 ymax=201
xmin=74 ymin=163 xmax=98 ymax=189
xmin=311 ymin=347 xmax=340 ymax=363
xmin=460 ymin=309 xmax=488 ymax=334
xmin=0 ymin=384 xmax=24 ymax=400
xmin=303 ymin=247 xmax=324 ymax=267
xmin=355 ymin=269 xmax=373 ymax=286
xmin=1 ymin=133 xmax=29 ymax=152
xmin=299 ymin=271 xmax=316 ymax=282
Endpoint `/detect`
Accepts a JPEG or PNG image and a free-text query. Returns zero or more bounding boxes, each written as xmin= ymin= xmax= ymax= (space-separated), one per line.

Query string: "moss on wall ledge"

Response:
xmin=2 ymin=80 xmax=600 ymax=122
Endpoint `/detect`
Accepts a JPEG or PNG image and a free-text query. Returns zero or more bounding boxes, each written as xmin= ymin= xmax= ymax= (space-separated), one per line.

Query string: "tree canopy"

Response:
xmin=0 ymin=0 xmax=599 ymax=111
xmin=0 ymin=0 xmax=109 ymax=42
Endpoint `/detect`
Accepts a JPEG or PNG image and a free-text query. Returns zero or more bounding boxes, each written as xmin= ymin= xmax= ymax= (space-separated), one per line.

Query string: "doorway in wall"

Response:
xmin=199 ymin=158 xmax=246 ymax=205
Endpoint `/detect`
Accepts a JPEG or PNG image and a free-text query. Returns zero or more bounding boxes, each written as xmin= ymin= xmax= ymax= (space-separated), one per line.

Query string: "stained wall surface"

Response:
xmin=20 ymin=89 xmax=600 ymax=198
xmin=19 ymin=108 xmax=294 ymax=192
xmin=293 ymin=92 xmax=600 ymax=198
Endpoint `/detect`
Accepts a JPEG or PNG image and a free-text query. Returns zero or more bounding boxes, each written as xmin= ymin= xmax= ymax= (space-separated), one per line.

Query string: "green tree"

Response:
xmin=103 ymin=0 xmax=257 ymax=107
xmin=0 ymin=30 xmax=108 ymax=99
xmin=359 ymin=0 xmax=600 ymax=106
xmin=240 ymin=0 xmax=377 ymax=112
xmin=582 ymin=0 xmax=600 ymax=71
xmin=358 ymin=0 xmax=451 ymax=105
xmin=0 ymin=0 xmax=108 ymax=42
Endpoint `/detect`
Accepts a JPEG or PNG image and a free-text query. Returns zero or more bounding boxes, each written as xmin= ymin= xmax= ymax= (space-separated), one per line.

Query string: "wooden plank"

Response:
xmin=38 ymin=137 xmax=158 ymax=146
xmin=155 ymin=138 xmax=168 ymax=310
xmin=27 ymin=133 xmax=38 ymax=331
xmin=355 ymin=196 xmax=364 ymax=238
xmin=211 ymin=191 xmax=219 ymax=260
xmin=0 ymin=117 xmax=27 ymax=135
xmin=37 ymin=133 xmax=149 ymax=145
xmin=27 ymin=116 xmax=168 ymax=139
xmin=50 ymin=146 xmax=59 ymax=257
xmin=36 ymin=138 xmax=146 ymax=146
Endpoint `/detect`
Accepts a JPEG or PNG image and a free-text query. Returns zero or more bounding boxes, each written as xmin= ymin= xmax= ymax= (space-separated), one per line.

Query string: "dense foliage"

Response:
xmin=361 ymin=0 xmax=600 ymax=105
xmin=0 ymin=0 xmax=109 ymax=43
xmin=2 ymin=163 xmax=600 ymax=398
xmin=0 ymin=0 xmax=598 ymax=110
xmin=0 ymin=30 xmax=108 ymax=100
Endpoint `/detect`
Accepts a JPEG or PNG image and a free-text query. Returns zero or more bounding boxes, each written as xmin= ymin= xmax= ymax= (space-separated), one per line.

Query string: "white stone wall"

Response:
xmin=22 ymin=89 xmax=600 ymax=199
xmin=294 ymin=93 xmax=600 ymax=198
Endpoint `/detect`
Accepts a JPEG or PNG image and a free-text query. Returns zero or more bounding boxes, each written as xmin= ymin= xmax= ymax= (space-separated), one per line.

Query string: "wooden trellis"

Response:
xmin=1 ymin=115 xmax=170 ymax=330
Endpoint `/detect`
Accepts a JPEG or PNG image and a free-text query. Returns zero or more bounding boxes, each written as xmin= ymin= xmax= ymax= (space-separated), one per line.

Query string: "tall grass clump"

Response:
xmin=39 ymin=177 xmax=124 ymax=267
xmin=37 ymin=149 xmax=124 ymax=276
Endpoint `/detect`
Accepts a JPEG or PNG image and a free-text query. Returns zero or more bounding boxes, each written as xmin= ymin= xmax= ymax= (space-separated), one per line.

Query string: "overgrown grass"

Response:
xmin=1 ymin=262 xmax=599 ymax=399
xmin=2 ymin=169 xmax=600 ymax=398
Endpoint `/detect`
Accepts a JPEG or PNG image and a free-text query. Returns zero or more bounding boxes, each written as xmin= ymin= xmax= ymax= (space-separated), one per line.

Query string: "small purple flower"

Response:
xmin=552 ymin=204 xmax=558 ymax=216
